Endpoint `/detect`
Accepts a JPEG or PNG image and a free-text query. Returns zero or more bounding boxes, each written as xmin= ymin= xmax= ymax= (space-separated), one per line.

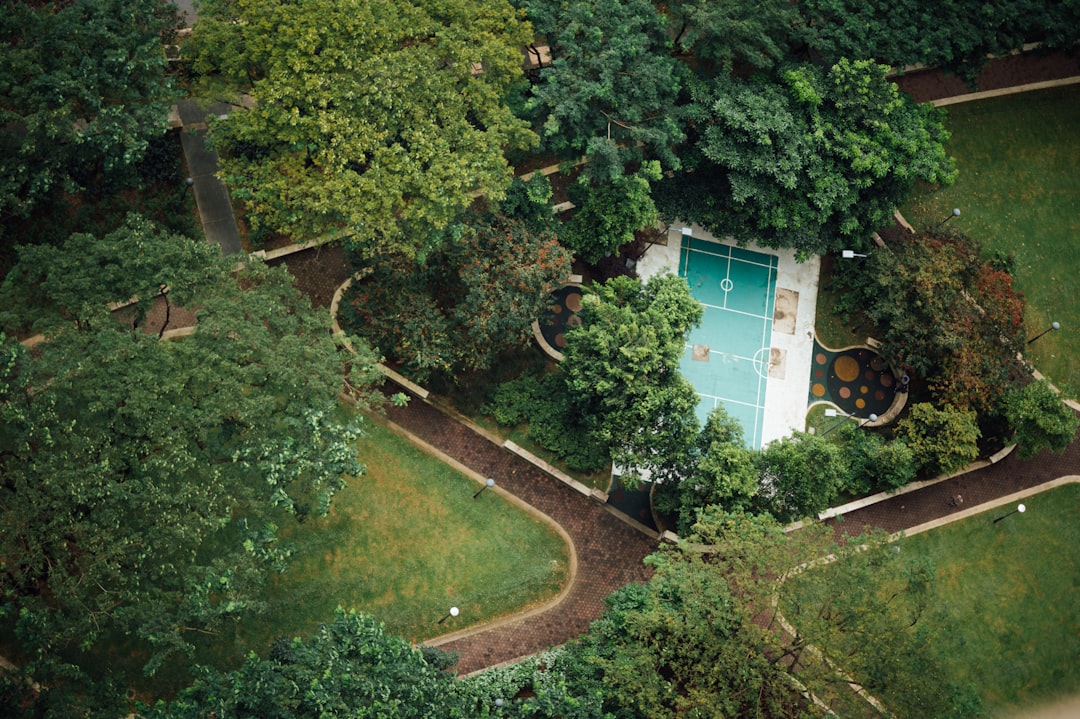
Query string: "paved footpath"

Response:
xmin=176 ymin=99 xmax=243 ymax=256
xmin=831 ymin=420 xmax=1080 ymax=540
xmin=379 ymin=395 xmax=656 ymax=674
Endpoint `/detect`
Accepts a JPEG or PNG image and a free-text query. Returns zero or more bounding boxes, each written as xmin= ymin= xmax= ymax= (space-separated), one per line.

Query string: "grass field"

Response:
xmin=242 ymin=418 xmax=570 ymax=643
xmin=793 ymin=483 xmax=1080 ymax=718
xmin=128 ymin=416 xmax=570 ymax=697
xmin=902 ymin=483 xmax=1080 ymax=716
xmin=902 ymin=84 xmax=1080 ymax=392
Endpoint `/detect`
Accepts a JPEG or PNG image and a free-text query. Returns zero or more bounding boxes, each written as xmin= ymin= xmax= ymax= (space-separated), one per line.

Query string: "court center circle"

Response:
xmin=720 ymin=278 xmax=734 ymax=292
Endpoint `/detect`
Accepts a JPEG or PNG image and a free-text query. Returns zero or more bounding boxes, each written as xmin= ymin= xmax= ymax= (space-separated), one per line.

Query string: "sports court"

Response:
xmin=677 ymin=237 xmax=778 ymax=449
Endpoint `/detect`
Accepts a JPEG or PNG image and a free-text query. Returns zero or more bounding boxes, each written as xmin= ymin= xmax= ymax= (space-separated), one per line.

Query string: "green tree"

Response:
xmin=754 ymin=432 xmax=849 ymax=522
xmin=190 ymin=0 xmax=535 ymax=256
xmin=520 ymin=0 xmax=685 ymax=174
xmin=0 ymin=213 xmax=220 ymax=334
xmin=562 ymin=274 xmax=704 ymax=481
xmin=562 ymin=161 xmax=662 ymax=264
xmin=837 ymin=425 xmax=918 ymax=495
xmin=654 ymin=405 xmax=760 ymax=534
xmin=802 ymin=0 xmax=1080 ymax=84
xmin=1002 ymin=380 xmax=1080 ymax=459
xmin=896 ymin=402 xmax=981 ymax=476
xmin=781 ymin=532 xmax=982 ymax=719
xmin=0 ymin=251 xmax=379 ymax=708
xmin=144 ymin=610 xmax=464 ymax=719
xmin=675 ymin=58 xmax=955 ymax=256
xmin=0 ymin=0 xmax=178 ymax=219
xmin=341 ymin=214 xmax=571 ymax=381
xmin=834 ymin=229 xmax=1028 ymax=412
xmin=667 ymin=0 xmax=803 ymax=71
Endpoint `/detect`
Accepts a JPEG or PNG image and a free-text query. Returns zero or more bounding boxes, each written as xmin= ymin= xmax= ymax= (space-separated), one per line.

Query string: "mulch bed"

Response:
xmin=893 ymin=47 xmax=1080 ymax=103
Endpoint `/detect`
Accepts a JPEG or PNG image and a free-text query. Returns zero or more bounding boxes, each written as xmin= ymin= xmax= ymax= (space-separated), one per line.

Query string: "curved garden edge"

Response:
xmin=330 ymin=276 xmax=588 ymax=645
xmin=771 ymin=474 xmax=1080 ymax=717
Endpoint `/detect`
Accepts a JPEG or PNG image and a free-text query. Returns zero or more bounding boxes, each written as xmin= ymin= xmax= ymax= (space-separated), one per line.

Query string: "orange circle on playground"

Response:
xmin=834 ymin=355 xmax=860 ymax=382
xmin=565 ymin=293 xmax=583 ymax=312
xmin=838 ymin=387 xmax=851 ymax=399
xmin=855 ymin=398 xmax=866 ymax=409
xmin=812 ymin=383 xmax=826 ymax=397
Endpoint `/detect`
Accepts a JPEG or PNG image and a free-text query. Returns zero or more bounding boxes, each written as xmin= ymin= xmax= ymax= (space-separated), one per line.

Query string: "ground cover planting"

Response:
xmin=903 ymin=84 xmax=1080 ymax=391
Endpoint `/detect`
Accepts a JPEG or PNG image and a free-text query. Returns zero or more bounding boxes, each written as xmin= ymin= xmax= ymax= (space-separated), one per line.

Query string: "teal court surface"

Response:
xmin=678 ymin=237 xmax=779 ymax=448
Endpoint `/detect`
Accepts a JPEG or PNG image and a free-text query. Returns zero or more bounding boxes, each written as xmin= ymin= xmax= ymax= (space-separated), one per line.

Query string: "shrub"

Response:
xmin=896 ymin=403 xmax=980 ymax=477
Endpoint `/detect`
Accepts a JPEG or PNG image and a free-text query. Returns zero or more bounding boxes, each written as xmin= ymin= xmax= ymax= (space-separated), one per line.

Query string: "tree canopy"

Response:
xmin=0 ymin=229 xmax=379 ymax=703
xmin=673 ymin=58 xmax=956 ymax=256
xmin=802 ymin=0 xmax=1080 ymax=83
xmin=190 ymin=0 xmax=535 ymax=256
xmin=833 ymin=229 xmax=1028 ymax=411
xmin=340 ymin=212 xmax=571 ymax=381
xmin=520 ymin=0 xmax=685 ymax=174
xmin=562 ymin=274 xmax=703 ymax=481
xmin=0 ymin=0 xmax=178 ymax=221
xmin=1002 ymin=380 xmax=1080 ymax=459
xmin=144 ymin=610 xmax=463 ymax=719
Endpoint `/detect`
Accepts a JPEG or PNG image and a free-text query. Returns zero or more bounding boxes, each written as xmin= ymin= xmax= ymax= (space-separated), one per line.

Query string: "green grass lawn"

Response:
xmin=902 ymin=84 xmax=1080 ymax=392
xmin=241 ymin=417 xmax=571 ymax=644
xmin=794 ymin=483 xmax=1080 ymax=718
xmin=127 ymin=416 xmax=570 ymax=698
xmin=902 ymin=484 xmax=1080 ymax=716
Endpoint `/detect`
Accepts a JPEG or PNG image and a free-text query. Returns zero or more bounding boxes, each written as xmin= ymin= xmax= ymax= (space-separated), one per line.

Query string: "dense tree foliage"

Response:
xmin=653 ymin=406 xmax=760 ymax=534
xmin=834 ymin=229 xmax=1028 ymax=411
xmin=667 ymin=0 xmax=804 ymax=71
xmin=802 ymin=0 xmax=1080 ymax=83
xmin=838 ymin=424 xmax=919 ymax=495
xmin=669 ymin=59 xmax=955 ymax=257
xmin=562 ymin=274 xmax=703 ymax=482
xmin=519 ymin=0 xmax=685 ymax=174
xmin=0 ymin=0 xmax=178 ymax=221
xmin=0 ymin=213 xmax=219 ymax=334
xmin=190 ymin=0 xmax=535 ymax=256
xmin=896 ymin=402 xmax=981 ymax=477
xmin=754 ymin=432 xmax=849 ymax=522
xmin=145 ymin=610 xmax=463 ymax=718
xmin=562 ymin=161 xmax=662 ymax=264
xmin=340 ymin=213 xmax=571 ymax=381
xmin=1001 ymin=379 xmax=1080 ymax=459
xmin=0 ymin=231 xmax=379 ymax=709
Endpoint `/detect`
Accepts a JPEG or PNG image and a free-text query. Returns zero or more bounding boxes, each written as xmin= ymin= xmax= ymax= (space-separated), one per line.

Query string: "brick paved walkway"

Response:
xmin=380 ymin=394 xmax=656 ymax=674
xmin=831 ymin=422 xmax=1080 ymax=540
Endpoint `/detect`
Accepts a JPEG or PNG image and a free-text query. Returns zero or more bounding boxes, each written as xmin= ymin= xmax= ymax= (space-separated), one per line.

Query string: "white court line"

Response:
xmin=696 ymin=302 xmax=773 ymax=322
xmin=684 ymin=245 xmax=779 ymax=272
xmin=696 ymin=392 xmax=765 ymax=410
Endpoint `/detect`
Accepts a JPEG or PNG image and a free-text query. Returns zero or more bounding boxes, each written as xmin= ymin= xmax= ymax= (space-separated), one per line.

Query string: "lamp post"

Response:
xmin=841 ymin=250 xmax=867 ymax=259
xmin=821 ymin=409 xmax=877 ymax=436
xmin=993 ymin=503 xmax=1026 ymax=524
xmin=939 ymin=207 xmax=961 ymax=227
xmin=1027 ymin=321 xmax=1060 ymax=345
xmin=473 ymin=477 xmax=495 ymax=499
xmin=437 ymin=606 xmax=460 ymax=624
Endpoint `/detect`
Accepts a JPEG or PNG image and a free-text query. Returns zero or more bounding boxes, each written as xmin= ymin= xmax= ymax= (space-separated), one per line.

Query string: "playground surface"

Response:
xmin=638 ymin=225 xmax=820 ymax=448
xmin=677 ymin=237 xmax=778 ymax=447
